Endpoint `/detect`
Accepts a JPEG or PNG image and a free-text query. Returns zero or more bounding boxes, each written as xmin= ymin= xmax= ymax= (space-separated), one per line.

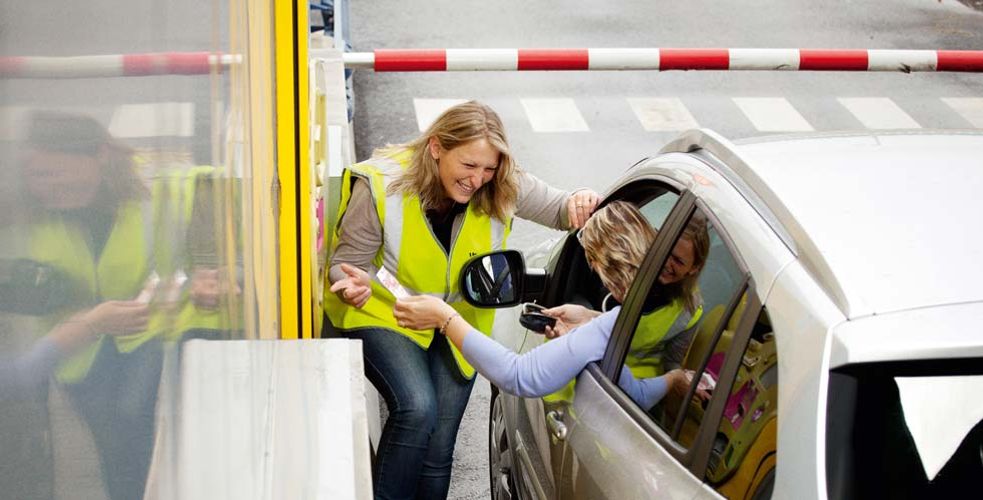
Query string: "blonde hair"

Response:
xmin=386 ymin=101 xmax=519 ymax=222
xmin=580 ymin=201 xmax=709 ymax=314
xmin=579 ymin=201 xmax=656 ymax=301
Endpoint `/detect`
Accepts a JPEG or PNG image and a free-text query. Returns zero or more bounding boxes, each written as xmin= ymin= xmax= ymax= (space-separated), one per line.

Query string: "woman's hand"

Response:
xmin=668 ymin=369 xmax=712 ymax=402
xmin=566 ymin=188 xmax=601 ymax=229
xmin=82 ymin=300 xmax=151 ymax=336
xmin=189 ymin=267 xmax=241 ymax=310
xmin=329 ymin=263 xmax=372 ymax=308
xmin=541 ymin=303 xmax=598 ymax=338
xmin=392 ymin=295 xmax=457 ymax=330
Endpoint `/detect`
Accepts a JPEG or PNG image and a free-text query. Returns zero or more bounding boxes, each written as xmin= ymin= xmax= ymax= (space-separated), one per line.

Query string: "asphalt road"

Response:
xmin=346 ymin=2 xmax=983 ymax=498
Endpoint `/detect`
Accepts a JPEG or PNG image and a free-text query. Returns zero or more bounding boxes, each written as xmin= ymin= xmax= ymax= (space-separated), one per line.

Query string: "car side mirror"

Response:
xmin=459 ymin=250 xmax=525 ymax=308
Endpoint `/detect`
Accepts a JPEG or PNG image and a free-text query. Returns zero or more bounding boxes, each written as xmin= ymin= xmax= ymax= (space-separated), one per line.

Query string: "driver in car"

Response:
xmin=394 ymin=201 xmax=710 ymax=409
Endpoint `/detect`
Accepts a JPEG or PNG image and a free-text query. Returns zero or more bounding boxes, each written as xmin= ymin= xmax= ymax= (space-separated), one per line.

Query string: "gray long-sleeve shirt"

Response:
xmin=329 ymin=170 xmax=577 ymax=284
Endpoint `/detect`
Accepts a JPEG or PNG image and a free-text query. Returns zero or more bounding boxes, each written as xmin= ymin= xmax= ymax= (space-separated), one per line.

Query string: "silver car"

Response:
xmin=459 ymin=129 xmax=983 ymax=499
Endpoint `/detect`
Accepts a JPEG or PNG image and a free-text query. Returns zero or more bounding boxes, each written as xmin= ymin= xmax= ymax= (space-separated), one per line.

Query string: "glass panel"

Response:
xmin=827 ymin=363 xmax=983 ymax=499
xmin=616 ymin=207 xmax=745 ymax=446
xmin=706 ymin=308 xmax=778 ymax=500
xmin=0 ymin=1 xmax=277 ymax=497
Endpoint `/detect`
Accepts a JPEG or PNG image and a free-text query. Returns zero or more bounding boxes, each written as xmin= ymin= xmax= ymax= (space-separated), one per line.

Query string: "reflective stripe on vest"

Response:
xmin=323 ymin=148 xmax=510 ymax=378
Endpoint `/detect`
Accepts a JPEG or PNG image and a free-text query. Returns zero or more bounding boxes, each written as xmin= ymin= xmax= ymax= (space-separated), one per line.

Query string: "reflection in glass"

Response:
xmin=0 ymin=1 xmax=264 ymax=497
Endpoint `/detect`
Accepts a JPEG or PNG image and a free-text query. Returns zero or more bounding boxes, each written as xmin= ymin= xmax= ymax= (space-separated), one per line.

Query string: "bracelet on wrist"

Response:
xmin=439 ymin=312 xmax=461 ymax=335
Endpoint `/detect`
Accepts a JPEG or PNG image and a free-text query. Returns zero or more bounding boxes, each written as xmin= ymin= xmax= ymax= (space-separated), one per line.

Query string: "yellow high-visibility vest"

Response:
xmin=323 ymin=148 xmax=510 ymax=378
xmin=624 ymin=298 xmax=702 ymax=379
xmin=29 ymin=198 xmax=161 ymax=382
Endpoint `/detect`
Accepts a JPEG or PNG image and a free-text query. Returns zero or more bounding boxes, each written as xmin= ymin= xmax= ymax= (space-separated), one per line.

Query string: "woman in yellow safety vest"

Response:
xmin=324 ymin=101 xmax=599 ymax=500
xmin=14 ymin=111 xmax=165 ymax=500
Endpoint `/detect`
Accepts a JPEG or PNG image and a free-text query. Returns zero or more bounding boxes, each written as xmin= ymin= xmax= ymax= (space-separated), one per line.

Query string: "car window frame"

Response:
xmin=593 ymin=194 xmax=764 ymax=476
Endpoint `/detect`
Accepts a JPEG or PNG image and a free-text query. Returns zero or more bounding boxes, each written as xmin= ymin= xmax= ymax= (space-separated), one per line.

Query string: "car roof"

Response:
xmin=661 ymin=129 xmax=983 ymax=319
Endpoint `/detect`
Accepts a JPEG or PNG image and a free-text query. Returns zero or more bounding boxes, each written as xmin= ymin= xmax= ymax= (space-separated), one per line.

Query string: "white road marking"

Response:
xmin=627 ymin=97 xmax=699 ymax=131
xmin=733 ymin=97 xmax=814 ymax=132
xmin=413 ymin=98 xmax=467 ymax=132
xmin=520 ymin=98 xmax=590 ymax=132
xmin=941 ymin=97 xmax=983 ymax=128
xmin=838 ymin=97 xmax=921 ymax=129
xmin=109 ymin=102 xmax=194 ymax=138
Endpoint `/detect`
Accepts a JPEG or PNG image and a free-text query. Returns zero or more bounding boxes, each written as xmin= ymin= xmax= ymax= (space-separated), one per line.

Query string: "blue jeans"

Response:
xmin=347 ymin=327 xmax=475 ymax=500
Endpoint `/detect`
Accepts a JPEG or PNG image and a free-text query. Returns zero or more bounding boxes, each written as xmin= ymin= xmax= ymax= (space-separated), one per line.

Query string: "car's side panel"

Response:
xmin=562 ymin=369 xmax=704 ymax=499
xmin=765 ymin=262 xmax=844 ymax=500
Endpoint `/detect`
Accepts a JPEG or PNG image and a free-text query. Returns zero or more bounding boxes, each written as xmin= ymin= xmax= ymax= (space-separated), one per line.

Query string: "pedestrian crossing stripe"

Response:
xmin=838 ymin=98 xmax=921 ymax=130
xmin=942 ymin=98 xmax=983 ymax=128
xmin=733 ymin=97 xmax=814 ymax=132
xmin=520 ymin=98 xmax=590 ymax=133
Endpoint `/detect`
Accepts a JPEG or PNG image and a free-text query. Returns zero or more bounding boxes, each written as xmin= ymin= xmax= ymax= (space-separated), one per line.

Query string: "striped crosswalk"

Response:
xmin=413 ymin=96 xmax=983 ymax=135
xmin=4 ymin=96 xmax=980 ymax=145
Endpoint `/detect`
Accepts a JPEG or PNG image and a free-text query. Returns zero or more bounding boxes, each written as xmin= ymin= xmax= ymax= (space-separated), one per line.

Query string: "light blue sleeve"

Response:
xmin=461 ymin=307 xmax=621 ymax=398
xmin=616 ymin=366 xmax=669 ymax=410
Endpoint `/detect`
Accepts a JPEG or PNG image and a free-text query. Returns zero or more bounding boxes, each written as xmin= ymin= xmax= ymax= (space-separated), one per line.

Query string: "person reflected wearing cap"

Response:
xmin=13 ymin=110 xmax=161 ymax=500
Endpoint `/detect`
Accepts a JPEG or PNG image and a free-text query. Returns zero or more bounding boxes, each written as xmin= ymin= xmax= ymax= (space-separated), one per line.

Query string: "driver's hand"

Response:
xmin=542 ymin=304 xmax=599 ymax=338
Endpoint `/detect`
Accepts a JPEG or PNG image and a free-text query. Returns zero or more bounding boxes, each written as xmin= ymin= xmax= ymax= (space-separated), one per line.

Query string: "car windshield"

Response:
xmin=826 ymin=360 xmax=983 ymax=499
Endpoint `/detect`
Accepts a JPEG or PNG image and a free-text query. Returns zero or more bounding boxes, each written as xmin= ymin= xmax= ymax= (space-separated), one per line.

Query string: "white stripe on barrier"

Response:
xmin=25 ymin=55 xmax=122 ymax=78
xmin=446 ymin=49 xmax=517 ymax=71
xmin=838 ymin=98 xmax=921 ymax=129
xmin=942 ymin=97 xmax=983 ymax=128
xmin=729 ymin=49 xmax=800 ymax=70
xmin=342 ymin=52 xmax=375 ymax=69
xmin=868 ymin=50 xmax=936 ymax=72
xmin=587 ymin=48 xmax=661 ymax=70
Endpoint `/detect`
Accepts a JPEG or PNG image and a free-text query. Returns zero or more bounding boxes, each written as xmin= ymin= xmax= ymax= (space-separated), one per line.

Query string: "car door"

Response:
xmin=555 ymin=194 xmax=777 ymax=499
xmin=504 ymin=177 xmax=684 ymax=499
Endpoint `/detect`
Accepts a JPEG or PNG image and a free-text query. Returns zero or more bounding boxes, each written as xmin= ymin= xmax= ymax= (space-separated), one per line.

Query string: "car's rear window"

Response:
xmin=825 ymin=359 xmax=983 ymax=499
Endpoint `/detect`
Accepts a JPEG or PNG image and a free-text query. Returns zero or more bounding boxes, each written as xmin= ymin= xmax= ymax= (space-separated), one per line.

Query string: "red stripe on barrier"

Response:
xmin=123 ymin=54 xmax=156 ymax=75
xmin=518 ymin=49 xmax=589 ymax=70
xmin=660 ymin=49 xmax=729 ymax=70
xmin=937 ymin=50 xmax=983 ymax=72
xmin=375 ymin=49 xmax=446 ymax=71
xmin=166 ymin=52 xmax=213 ymax=74
xmin=799 ymin=50 xmax=868 ymax=70
xmin=0 ymin=57 xmax=25 ymax=77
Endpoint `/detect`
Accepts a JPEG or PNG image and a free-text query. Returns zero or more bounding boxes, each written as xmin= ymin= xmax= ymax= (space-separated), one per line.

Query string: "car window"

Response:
xmin=638 ymin=192 xmax=678 ymax=231
xmin=615 ymin=206 xmax=747 ymax=445
xmin=704 ymin=306 xmax=777 ymax=500
xmin=827 ymin=360 xmax=983 ymax=499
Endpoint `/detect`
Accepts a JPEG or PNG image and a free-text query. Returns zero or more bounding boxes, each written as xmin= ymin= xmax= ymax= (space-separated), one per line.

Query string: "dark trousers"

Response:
xmin=345 ymin=327 xmax=475 ymax=500
xmin=66 ymin=338 xmax=163 ymax=500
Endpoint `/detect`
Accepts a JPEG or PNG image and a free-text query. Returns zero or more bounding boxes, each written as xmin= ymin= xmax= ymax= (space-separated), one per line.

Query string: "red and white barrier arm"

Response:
xmin=342 ymin=48 xmax=983 ymax=72
xmin=0 ymin=52 xmax=241 ymax=79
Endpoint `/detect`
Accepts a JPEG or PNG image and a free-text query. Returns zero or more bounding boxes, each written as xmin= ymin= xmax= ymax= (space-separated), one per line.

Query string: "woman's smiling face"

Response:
xmin=431 ymin=137 xmax=500 ymax=204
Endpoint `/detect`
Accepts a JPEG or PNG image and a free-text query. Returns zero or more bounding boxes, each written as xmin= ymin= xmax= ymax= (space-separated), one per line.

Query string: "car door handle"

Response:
xmin=546 ymin=410 xmax=567 ymax=441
